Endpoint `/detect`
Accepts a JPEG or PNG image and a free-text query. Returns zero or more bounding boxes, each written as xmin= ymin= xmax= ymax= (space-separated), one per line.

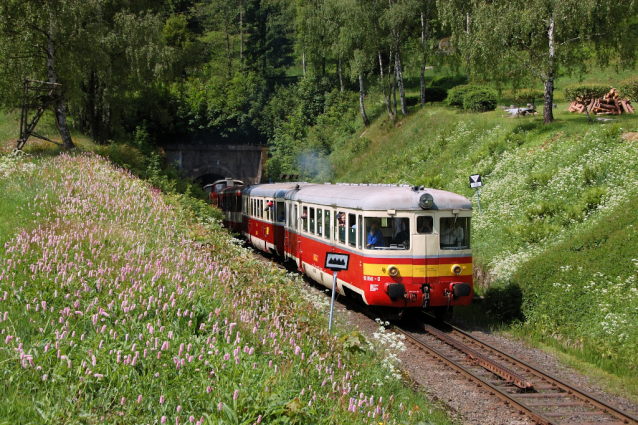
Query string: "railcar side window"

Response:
xmin=317 ymin=209 xmax=323 ymax=236
xmin=439 ymin=217 xmax=470 ymax=250
xmin=259 ymin=200 xmax=263 ymax=219
xmin=324 ymin=210 xmax=331 ymax=239
xmin=336 ymin=211 xmax=345 ymax=244
xmin=348 ymin=213 xmax=356 ymax=247
xmin=302 ymin=207 xmax=308 ymax=232
xmin=294 ymin=205 xmax=298 ymax=230
xmin=358 ymin=215 xmax=363 ymax=248
xmin=277 ymin=202 xmax=285 ymax=223
xmin=309 ymin=208 xmax=315 ymax=234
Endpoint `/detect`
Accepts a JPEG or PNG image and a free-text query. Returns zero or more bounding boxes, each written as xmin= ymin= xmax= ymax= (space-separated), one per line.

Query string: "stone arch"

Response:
xmin=187 ymin=164 xmax=236 ymax=182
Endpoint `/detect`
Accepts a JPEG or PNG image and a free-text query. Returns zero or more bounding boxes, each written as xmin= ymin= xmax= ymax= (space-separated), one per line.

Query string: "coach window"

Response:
xmin=440 ymin=217 xmax=470 ymax=250
xmin=336 ymin=211 xmax=346 ymax=244
xmin=324 ymin=210 xmax=331 ymax=240
xmin=293 ymin=205 xmax=298 ymax=230
xmin=317 ymin=209 xmax=323 ymax=236
xmin=417 ymin=216 xmax=433 ymax=234
xmin=358 ymin=215 xmax=363 ymax=248
xmin=302 ymin=206 xmax=308 ymax=232
xmin=309 ymin=208 xmax=315 ymax=234
xmin=277 ymin=202 xmax=285 ymax=223
xmin=259 ymin=200 xmax=263 ymax=219
xmin=348 ymin=213 xmax=356 ymax=247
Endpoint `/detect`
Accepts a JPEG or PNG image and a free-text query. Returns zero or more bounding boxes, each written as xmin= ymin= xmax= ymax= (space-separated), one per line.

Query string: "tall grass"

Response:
xmin=0 ymin=152 xmax=451 ymax=424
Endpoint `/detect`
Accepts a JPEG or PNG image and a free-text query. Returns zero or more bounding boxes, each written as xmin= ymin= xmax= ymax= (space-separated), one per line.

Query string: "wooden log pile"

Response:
xmin=568 ymin=88 xmax=634 ymax=115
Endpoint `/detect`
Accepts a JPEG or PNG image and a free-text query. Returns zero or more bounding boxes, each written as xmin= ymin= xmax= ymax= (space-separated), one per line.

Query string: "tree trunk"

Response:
xmin=359 ymin=74 xmax=370 ymax=126
xmin=225 ymin=27 xmax=232 ymax=78
xmin=465 ymin=12 xmax=470 ymax=78
xmin=302 ymin=50 xmax=306 ymax=76
xmin=543 ymin=15 xmax=555 ymax=124
xmin=395 ymin=48 xmax=407 ymax=115
xmin=87 ymin=71 xmax=97 ymax=142
xmin=47 ymin=18 xmax=74 ymax=149
xmin=378 ymin=50 xmax=394 ymax=121
xmin=392 ymin=64 xmax=397 ymax=116
xmin=338 ymin=56 xmax=343 ymax=92
xmin=239 ymin=1 xmax=243 ymax=61
xmin=420 ymin=9 xmax=429 ymax=107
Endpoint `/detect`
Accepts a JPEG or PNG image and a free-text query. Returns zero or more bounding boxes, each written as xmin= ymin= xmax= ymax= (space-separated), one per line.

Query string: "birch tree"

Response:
xmin=382 ymin=0 xmax=419 ymax=116
xmin=0 ymin=0 xmax=83 ymax=149
xmin=463 ymin=0 xmax=637 ymax=124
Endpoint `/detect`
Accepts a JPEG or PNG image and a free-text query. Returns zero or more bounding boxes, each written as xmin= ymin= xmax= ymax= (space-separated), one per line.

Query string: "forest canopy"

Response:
xmin=1 ymin=0 xmax=636 ymax=172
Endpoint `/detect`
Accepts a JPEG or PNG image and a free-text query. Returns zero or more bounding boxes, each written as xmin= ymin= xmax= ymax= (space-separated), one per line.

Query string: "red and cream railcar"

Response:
xmin=204 ymin=178 xmax=244 ymax=206
xmin=240 ymin=183 xmax=473 ymax=316
xmin=217 ymin=185 xmax=244 ymax=233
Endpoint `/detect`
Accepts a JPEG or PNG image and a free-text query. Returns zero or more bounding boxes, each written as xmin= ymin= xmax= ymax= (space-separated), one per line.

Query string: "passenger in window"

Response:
xmin=417 ymin=216 xmax=433 ymax=234
xmin=366 ymin=222 xmax=385 ymax=249
xmin=266 ymin=201 xmax=274 ymax=211
xmin=301 ymin=207 xmax=308 ymax=220
xmin=278 ymin=211 xmax=285 ymax=222
xmin=441 ymin=221 xmax=464 ymax=246
xmin=393 ymin=217 xmax=409 ymax=246
xmin=336 ymin=213 xmax=346 ymax=227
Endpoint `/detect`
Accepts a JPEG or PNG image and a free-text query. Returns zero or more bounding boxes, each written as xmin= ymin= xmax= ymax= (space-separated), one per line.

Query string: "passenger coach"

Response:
xmin=224 ymin=183 xmax=473 ymax=317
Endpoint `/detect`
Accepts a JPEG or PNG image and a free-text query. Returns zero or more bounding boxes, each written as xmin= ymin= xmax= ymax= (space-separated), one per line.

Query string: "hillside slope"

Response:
xmin=0 ymin=152 xmax=450 ymax=424
xmin=332 ymin=103 xmax=638 ymax=381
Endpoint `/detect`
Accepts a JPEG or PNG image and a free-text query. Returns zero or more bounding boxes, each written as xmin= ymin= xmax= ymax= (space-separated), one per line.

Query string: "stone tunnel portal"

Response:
xmin=163 ymin=144 xmax=266 ymax=185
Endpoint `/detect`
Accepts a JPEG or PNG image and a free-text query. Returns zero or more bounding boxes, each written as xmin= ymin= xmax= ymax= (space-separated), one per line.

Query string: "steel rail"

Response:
xmin=393 ymin=324 xmax=557 ymax=425
xmin=438 ymin=321 xmax=638 ymax=425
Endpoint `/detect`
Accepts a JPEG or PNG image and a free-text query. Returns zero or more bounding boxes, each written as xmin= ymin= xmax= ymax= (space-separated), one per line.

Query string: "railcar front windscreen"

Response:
xmin=439 ymin=217 xmax=470 ymax=250
xmin=363 ymin=216 xmax=410 ymax=250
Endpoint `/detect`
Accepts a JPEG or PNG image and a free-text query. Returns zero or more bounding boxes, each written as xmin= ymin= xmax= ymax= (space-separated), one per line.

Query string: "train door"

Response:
xmin=413 ymin=215 xmax=436 ymax=301
xmin=297 ymin=204 xmax=305 ymax=269
xmin=283 ymin=201 xmax=290 ymax=257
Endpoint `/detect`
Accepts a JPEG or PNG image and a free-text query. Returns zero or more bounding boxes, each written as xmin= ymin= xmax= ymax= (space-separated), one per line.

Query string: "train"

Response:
xmin=215 ymin=182 xmax=473 ymax=318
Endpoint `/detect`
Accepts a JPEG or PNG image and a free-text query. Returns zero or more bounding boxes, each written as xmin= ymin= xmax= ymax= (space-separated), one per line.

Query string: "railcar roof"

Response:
xmin=244 ymin=183 xmax=471 ymax=211
xmin=243 ymin=183 xmax=311 ymax=199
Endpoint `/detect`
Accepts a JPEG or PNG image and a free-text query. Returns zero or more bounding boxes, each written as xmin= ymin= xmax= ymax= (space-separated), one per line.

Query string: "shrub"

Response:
xmin=564 ymin=83 xmax=609 ymax=102
xmin=482 ymin=282 xmax=524 ymax=323
xmin=428 ymin=74 xmax=468 ymax=90
xmin=405 ymin=95 xmax=420 ymax=107
xmin=447 ymin=84 xmax=475 ymax=107
xmin=422 ymin=86 xmax=448 ymax=103
xmin=462 ymin=87 xmax=498 ymax=112
xmin=619 ymin=76 xmax=638 ymax=101
xmin=513 ymin=89 xmax=544 ymax=107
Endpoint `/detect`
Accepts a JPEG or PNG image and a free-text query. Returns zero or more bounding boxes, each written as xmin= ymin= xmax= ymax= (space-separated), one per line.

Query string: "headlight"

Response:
xmin=451 ymin=264 xmax=462 ymax=275
xmin=388 ymin=265 xmax=399 ymax=277
xmin=419 ymin=193 xmax=434 ymax=209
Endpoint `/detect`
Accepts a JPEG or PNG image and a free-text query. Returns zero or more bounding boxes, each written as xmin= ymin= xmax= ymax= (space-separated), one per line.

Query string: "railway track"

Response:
xmin=394 ymin=316 xmax=638 ymax=425
xmin=251 ymin=249 xmax=638 ymax=425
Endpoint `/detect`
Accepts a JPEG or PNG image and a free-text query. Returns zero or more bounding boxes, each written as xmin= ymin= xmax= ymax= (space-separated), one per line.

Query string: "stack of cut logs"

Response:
xmin=568 ymin=88 xmax=634 ymax=115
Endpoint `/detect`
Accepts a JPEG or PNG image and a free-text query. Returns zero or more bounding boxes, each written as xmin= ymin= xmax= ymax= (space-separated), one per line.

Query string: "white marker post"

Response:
xmin=469 ymin=174 xmax=483 ymax=215
xmin=324 ymin=252 xmax=350 ymax=333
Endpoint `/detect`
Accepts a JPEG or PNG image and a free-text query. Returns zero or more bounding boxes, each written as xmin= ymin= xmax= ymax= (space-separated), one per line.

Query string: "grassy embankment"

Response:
xmin=0 ymin=117 xmax=451 ymax=424
xmin=329 ymin=69 xmax=638 ymax=400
